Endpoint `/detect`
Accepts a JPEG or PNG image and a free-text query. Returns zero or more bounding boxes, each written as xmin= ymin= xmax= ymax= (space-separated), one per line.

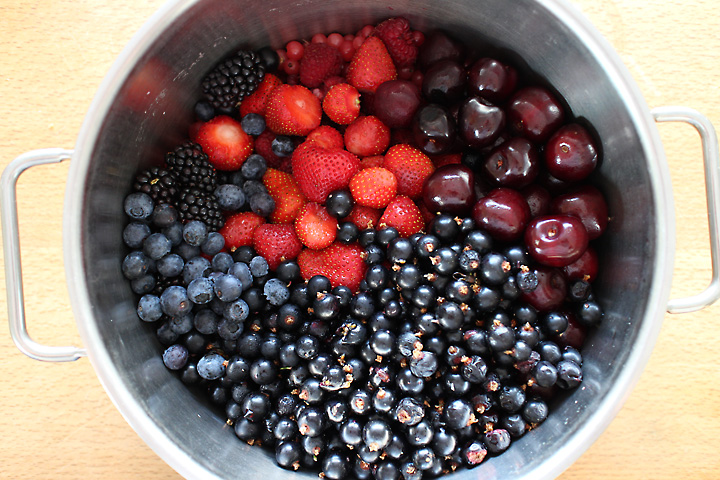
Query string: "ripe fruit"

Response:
xmin=359 ymin=155 xmax=385 ymax=169
xmin=254 ymin=130 xmax=284 ymax=168
xmin=422 ymin=164 xmax=476 ymax=215
xmin=349 ymin=167 xmax=398 ymax=209
xmin=482 ymin=137 xmax=540 ymax=188
xmin=458 ymin=96 xmax=505 ymax=148
xmin=422 ymin=59 xmax=466 ymax=105
xmin=322 ymin=83 xmax=361 ymax=125
xmin=311 ymin=243 xmax=368 ymax=292
xmin=544 ymin=123 xmax=599 ymax=182
xmin=378 ymin=195 xmax=425 ymax=237
xmin=344 ymin=116 xmax=391 ymax=157
xmin=344 ymin=204 xmax=382 ymax=230
xmin=299 ymin=43 xmax=343 ymax=88
xmin=239 ymin=73 xmax=282 ymax=117
xmin=551 ymin=185 xmax=608 ymax=240
xmin=507 ymin=86 xmax=565 ymax=143
xmin=219 ymin=211 xmax=266 ymax=250
xmin=372 ymin=79 xmax=421 ymax=128
xmin=266 ymin=84 xmax=322 ymax=136
xmin=471 ymin=187 xmax=531 ymax=242
xmin=306 ymin=125 xmax=345 ymax=149
xmin=347 ymin=36 xmax=397 ymax=94
xmin=373 ymin=17 xmax=418 ymax=67
xmin=291 ymin=142 xmax=361 ymax=203
xmin=383 ymin=144 xmax=435 ymax=199
xmin=295 ymin=202 xmax=338 ymax=250
xmin=525 ymin=215 xmax=589 ymax=267
xmin=412 ymin=104 xmax=456 ymax=155
xmin=467 ymin=58 xmax=518 ymax=103
xmin=417 ymin=30 xmax=464 ymax=69
xmin=252 ymin=223 xmax=303 ymax=270
xmin=262 ymin=168 xmax=306 ymax=223
xmin=195 ymin=115 xmax=253 ymax=171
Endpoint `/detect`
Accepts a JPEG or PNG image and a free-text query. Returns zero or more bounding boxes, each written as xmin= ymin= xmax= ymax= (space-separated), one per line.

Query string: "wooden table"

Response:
xmin=1 ymin=0 xmax=719 ymax=478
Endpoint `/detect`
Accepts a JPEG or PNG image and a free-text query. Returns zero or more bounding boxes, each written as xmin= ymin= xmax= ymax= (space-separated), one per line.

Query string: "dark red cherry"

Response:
xmin=550 ymin=185 xmax=608 ymax=240
xmin=544 ymin=123 xmax=598 ymax=182
xmin=412 ymin=104 xmax=457 ymax=155
xmin=373 ymin=80 xmax=422 ymax=128
xmin=417 ymin=30 xmax=464 ymax=69
xmin=562 ymin=245 xmax=599 ymax=282
xmin=556 ymin=312 xmax=586 ymax=349
xmin=422 ymin=59 xmax=467 ymax=105
xmin=471 ymin=187 xmax=530 ymax=242
xmin=521 ymin=184 xmax=552 ymax=218
xmin=459 ymin=97 xmax=505 ymax=148
xmin=481 ymin=137 xmax=539 ymax=188
xmin=525 ymin=215 xmax=589 ymax=267
xmin=507 ymin=86 xmax=564 ymax=143
xmin=521 ymin=267 xmax=568 ymax=312
xmin=422 ymin=164 xmax=476 ymax=215
xmin=467 ymin=58 xmax=518 ymax=104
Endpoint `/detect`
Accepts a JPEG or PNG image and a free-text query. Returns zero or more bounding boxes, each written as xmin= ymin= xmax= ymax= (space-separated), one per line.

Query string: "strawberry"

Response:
xmin=349 ymin=167 xmax=397 ymax=209
xmin=378 ymin=195 xmax=425 ymax=237
xmin=239 ymin=73 xmax=282 ymax=117
xmin=373 ymin=17 xmax=418 ymax=67
xmin=252 ymin=223 xmax=303 ymax=270
xmin=343 ymin=204 xmax=382 ymax=230
xmin=298 ymin=243 xmax=367 ymax=291
xmin=359 ymin=155 xmax=385 ymax=169
xmin=299 ymin=43 xmax=344 ymax=88
xmin=194 ymin=115 xmax=253 ymax=171
xmin=219 ymin=211 xmax=265 ymax=250
xmin=291 ymin=142 xmax=360 ymax=203
xmin=262 ymin=168 xmax=306 ymax=223
xmin=294 ymin=202 xmax=338 ymax=250
xmin=306 ymin=125 xmax=344 ymax=150
xmin=322 ymin=83 xmax=361 ymax=125
xmin=344 ymin=115 xmax=391 ymax=157
xmin=383 ymin=143 xmax=435 ymax=199
xmin=254 ymin=130 xmax=284 ymax=168
xmin=265 ymin=84 xmax=322 ymax=136
xmin=346 ymin=36 xmax=397 ymax=94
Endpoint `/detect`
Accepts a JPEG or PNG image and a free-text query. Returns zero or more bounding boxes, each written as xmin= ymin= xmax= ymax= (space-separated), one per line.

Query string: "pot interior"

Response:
xmin=71 ymin=0 xmax=671 ymax=478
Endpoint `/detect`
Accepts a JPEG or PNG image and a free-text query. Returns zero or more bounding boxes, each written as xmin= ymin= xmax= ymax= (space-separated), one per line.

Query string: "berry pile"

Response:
xmin=120 ymin=15 xmax=609 ymax=479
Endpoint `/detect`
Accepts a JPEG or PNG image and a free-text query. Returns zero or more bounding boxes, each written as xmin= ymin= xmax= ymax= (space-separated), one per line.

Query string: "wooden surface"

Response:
xmin=1 ymin=0 xmax=720 ymax=478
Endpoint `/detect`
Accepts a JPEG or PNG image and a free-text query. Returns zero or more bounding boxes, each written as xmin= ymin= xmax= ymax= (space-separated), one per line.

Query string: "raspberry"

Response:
xmin=373 ymin=17 xmax=418 ymax=67
xmin=299 ymin=43 xmax=344 ymax=88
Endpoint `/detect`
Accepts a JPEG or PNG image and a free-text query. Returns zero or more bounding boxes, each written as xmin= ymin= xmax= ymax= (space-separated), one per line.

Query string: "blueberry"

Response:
xmin=211 ymin=251 xmax=234 ymax=273
xmin=175 ymin=241 xmax=200 ymax=261
xmin=249 ymin=192 xmax=275 ymax=217
xmin=217 ymin=317 xmax=245 ymax=340
xmin=194 ymin=100 xmax=215 ymax=121
xmin=215 ymin=184 xmax=246 ymax=211
xmin=241 ymin=113 xmax=266 ymax=135
xmin=229 ymin=262 xmax=253 ymax=289
xmin=168 ymin=313 xmax=194 ymax=335
xmin=214 ymin=273 xmax=243 ymax=302
xmin=151 ymin=203 xmax=178 ymax=228
xmin=187 ymin=277 xmax=215 ymax=304
xmin=122 ymin=251 xmax=152 ymax=280
xmin=243 ymin=179 xmax=266 ymax=197
xmin=201 ymin=231 xmax=225 ymax=256
xmin=124 ymin=192 xmax=154 ymax=220
xmin=123 ymin=222 xmax=151 ymax=248
xmin=240 ymin=154 xmax=267 ymax=180
xmin=249 ymin=256 xmax=269 ymax=277
xmin=197 ymin=352 xmax=226 ymax=380
xmin=143 ymin=232 xmax=172 ymax=260
xmin=271 ymin=135 xmax=295 ymax=157
xmin=160 ymin=285 xmax=191 ymax=317
xmin=182 ymin=256 xmax=211 ymax=284
xmin=183 ymin=220 xmax=208 ymax=246
xmin=224 ymin=299 xmax=250 ymax=322
xmin=130 ymin=274 xmax=155 ymax=294
xmin=264 ymin=278 xmax=290 ymax=306
xmin=162 ymin=344 xmax=189 ymax=370
xmin=193 ymin=309 xmax=219 ymax=335
xmin=137 ymin=294 xmax=162 ymax=322
xmin=156 ymin=253 xmax=184 ymax=278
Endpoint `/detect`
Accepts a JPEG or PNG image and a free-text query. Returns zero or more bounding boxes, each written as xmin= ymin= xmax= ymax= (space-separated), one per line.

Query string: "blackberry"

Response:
xmin=165 ymin=141 xmax=217 ymax=194
xmin=202 ymin=49 xmax=265 ymax=113
xmin=133 ymin=166 xmax=179 ymax=204
xmin=176 ymin=186 xmax=225 ymax=231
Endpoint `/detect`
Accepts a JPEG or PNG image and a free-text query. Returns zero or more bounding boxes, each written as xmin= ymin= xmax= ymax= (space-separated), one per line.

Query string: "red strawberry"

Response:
xmin=294 ymin=202 xmax=338 ymax=250
xmin=359 ymin=155 xmax=385 ymax=169
xmin=349 ymin=167 xmax=398 ymax=209
xmin=373 ymin=17 xmax=418 ymax=67
xmin=378 ymin=195 xmax=425 ymax=237
xmin=263 ymin=168 xmax=306 ymax=223
xmin=322 ymin=83 xmax=361 ymax=125
xmin=194 ymin=115 xmax=253 ymax=171
xmin=239 ymin=73 xmax=282 ymax=117
xmin=266 ymin=84 xmax=322 ymax=136
xmin=252 ymin=223 xmax=303 ymax=270
xmin=383 ymin=143 xmax=435 ymax=199
xmin=344 ymin=115 xmax=391 ymax=157
xmin=297 ymin=248 xmax=324 ymax=279
xmin=291 ymin=142 xmax=360 ymax=203
xmin=306 ymin=125 xmax=344 ymax=150
xmin=254 ymin=130 xmax=284 ymax=168
xmin=343 ymin=204 xmax=382 ymax=230
xmin=220 ymin=212 xmax=265 ymax=250
xmin=347 ymin=36 xmax=397 ymax=94
xmin=299 ymin=43 xmax=344 ymax=88
xmin=298 ymin=243 xmax=367 ymax=291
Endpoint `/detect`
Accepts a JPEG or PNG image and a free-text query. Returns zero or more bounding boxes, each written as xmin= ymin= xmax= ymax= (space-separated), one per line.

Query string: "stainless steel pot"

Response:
xmin=3 ymin=0 xmax=720 ymax=479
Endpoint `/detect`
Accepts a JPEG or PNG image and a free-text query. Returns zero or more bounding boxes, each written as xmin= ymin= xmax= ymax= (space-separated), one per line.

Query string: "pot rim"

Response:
xmin=63 ymin=0 xmax=676 ymax=478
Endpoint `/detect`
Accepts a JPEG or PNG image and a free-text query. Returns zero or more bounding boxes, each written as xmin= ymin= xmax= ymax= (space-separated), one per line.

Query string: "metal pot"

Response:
xmin=3 ymin=0 xmax=720 ymax=478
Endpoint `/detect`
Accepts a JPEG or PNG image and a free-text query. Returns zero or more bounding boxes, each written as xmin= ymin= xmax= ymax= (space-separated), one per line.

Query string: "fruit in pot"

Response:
xmin=422 ymin=164 xmax=476 ymax=215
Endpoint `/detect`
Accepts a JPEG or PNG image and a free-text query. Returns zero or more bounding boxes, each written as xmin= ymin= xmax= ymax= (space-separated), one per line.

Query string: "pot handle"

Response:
xmin=653 ymin=106 xmax=720 ymax=314
xmin=1 ymin=149 xmax=87 ymax=361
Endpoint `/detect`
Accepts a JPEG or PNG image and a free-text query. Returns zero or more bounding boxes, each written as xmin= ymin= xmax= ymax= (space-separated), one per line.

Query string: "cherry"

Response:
xmin=556 ymin=311 xmax=586 ymax=349
xmin=481 ymin=137 xmax=539 ymax=188
xmin=550 ymin=185 xmax=608 ymax=240
xmin=520 ymin=267 xmax=568 ymax=312
xmin=525 ymin=215 xmax=589 ymax=267
xmin=507 ymin=86 xmax=564 ymax=143
xmin=422 ymin=164 xmax=476 ymax=215
xmin=373 ymin=80 xmax=422 ymax=128
xmin=412 ymin=104 xmax=457 ymax=155
xmin=562 ymin=245 xmax=599 ymax=282
xmin=417 ymin=30 xmax=464 ymax=69
xmin=422 ymin=59 xmax=467 ymax=105
xmin=467 ymin=57 xmax=518 ymax=104
xmin=521 ymin=184 xmax=552 ymax=218
xmin=458 ymin=97 xmax=505 ymax=148
xmin=544 ymin=123 xmax=598 ymax=182
xmin=471 ymin=187 xmax=530 ymax=242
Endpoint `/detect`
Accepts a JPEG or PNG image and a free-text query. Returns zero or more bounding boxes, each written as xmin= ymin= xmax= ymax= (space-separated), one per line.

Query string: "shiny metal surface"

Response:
xmin=60 ymin=0 xmax=676 ymax=478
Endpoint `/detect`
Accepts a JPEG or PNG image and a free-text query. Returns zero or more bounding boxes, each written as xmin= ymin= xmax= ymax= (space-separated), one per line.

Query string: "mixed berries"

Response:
xmin=120 ymin=16 xmax=608 ymax=480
